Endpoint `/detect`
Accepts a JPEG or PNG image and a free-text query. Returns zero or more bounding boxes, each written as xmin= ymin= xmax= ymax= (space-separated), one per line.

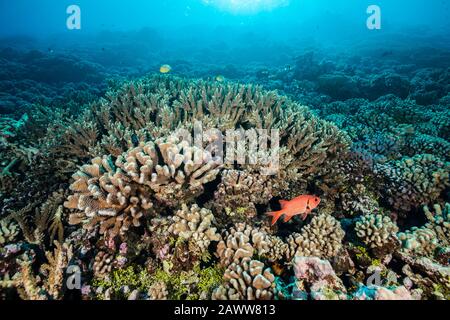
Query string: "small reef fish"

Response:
xmin=159 ymin=64 xmax=172 ymax=74
xmin=215 ymin=75 xmax=225 ymax=82
xmin=267 ymin=195 xmax=321 ymax=226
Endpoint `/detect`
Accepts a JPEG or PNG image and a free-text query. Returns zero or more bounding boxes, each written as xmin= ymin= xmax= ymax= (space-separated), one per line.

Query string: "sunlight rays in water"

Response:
xmin=201 ymin=0 xmax=290 ymax=14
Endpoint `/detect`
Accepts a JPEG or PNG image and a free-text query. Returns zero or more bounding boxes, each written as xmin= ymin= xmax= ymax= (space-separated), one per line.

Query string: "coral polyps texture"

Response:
xmin=0 ymin=74 xmax=449 ymax=301
xmin=65 ymin=137 xmax=222 ymax=240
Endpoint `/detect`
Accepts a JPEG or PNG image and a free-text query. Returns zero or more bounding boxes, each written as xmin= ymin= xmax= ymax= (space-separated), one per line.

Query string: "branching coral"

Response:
xmin=353 ymin=285 xmax=416 ymax=300
xmin=212 ymin=257 xmax=276 ymax=300
xmin=169 ymin=204 xmax=220 ymax=253
xmin=398 ymin=203 xmax=450 ymax=256
xmin=40 ymin=241 xmax=74 ymax=299
xmin=210 ymin=169 xmax=274 ymax=223
xmin=150 ymin=204 xmax=220 ymax=263
xmin=286 ymin=214 xmax=345 ymax=260
xmin=11 ymin=241 xmax=73 ymax=300
xmin=147 ymin=281 xmax=169 ymax=300
xmin=0 ymin=219 xmax=19 ymax=245
xmin=216 ymin=223 xmax=286 ymax=267
xmin=374 ymin=154 xmax=449 ymax=212
xmin=65 ymin=137 xmax=222 ymax=241
xmin=355 ymin=214 xmax=399 ymax=249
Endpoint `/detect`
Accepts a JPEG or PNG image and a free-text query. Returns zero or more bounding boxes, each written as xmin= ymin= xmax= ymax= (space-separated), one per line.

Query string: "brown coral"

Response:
xmin=65 ymin=137 xmax=222 ymax=240
xmin=286 ymin=214 xmax=345 ymax=260
xmin=355 ymin=214 xmax=399 ymax=249
xmin=212 ymin=258 xmax=276 ymax=300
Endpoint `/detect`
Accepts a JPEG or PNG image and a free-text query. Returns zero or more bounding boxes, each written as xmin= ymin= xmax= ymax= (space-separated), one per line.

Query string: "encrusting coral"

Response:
xmin=292 ymin=256 xmax=347 ymax=300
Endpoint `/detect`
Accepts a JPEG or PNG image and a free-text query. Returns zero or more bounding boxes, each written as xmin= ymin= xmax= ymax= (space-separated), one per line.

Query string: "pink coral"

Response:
xmin=293 ymin=256 xmax=336 ymax=280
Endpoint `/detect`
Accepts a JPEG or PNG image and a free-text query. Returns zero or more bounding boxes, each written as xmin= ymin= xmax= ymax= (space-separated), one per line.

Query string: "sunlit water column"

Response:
xmin=201 ymin=0 xmax=290 ymax=14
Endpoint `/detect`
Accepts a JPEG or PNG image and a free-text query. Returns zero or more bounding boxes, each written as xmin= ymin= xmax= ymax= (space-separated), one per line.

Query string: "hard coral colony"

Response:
xmin=0 ymin=66 xmax=449 ymax=301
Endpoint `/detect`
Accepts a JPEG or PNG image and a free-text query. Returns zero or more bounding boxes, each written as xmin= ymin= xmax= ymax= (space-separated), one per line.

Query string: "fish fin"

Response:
xmin=301 ymin=212 xmax=309 ymax=220
xmin=279 ymin=200 xmax=289 ymax=209
xmin=284 ymin=215 xmax=294 ymax=223
xmin=266 ymin=211 xmax=284 ymax=226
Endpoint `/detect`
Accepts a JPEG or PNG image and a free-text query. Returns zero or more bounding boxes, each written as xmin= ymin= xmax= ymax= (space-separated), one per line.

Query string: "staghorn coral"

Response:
xmin=212 ymin=257 xmax=276 ymax=300
xmin=10 ymin=241 xmax=73 ymax=300
xmin=286 ymin=214 xmax=345 ymax=260
xmin=9 ymin=191 xmax=66 ymax=247
xmin=13 ymin=255 xmax=48 ymax=300
xmin=355 ymin=214 xmax=399 ymax=249
xmin=374 ymin=154 xmax=449 ymax=212
xmin=40 ymin=241 xmax=74 ymax=299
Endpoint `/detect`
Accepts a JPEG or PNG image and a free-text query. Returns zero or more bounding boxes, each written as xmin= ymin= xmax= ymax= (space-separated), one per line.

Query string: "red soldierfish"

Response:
xmin=267 ymin=195 xmax=321 ymax=226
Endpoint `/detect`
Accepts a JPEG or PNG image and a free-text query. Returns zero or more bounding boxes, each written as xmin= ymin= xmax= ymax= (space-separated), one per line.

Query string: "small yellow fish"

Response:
xmin=215 ymin=75 xmax=225 ymax=82
xmin=159 ymin=64 xmax=172 ymax=74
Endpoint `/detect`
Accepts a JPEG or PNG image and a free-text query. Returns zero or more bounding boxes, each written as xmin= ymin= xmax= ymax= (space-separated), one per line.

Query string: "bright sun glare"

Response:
xmin=202 ymin=0 xmax=290 ymax=14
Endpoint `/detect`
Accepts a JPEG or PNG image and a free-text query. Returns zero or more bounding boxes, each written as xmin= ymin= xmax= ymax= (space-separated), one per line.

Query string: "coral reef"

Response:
xmin=374 ymin=155 xmax=449 ymax=212
xmin=291 ymin=256 xmax=347 ymax=300
xmin=286 ymin=214 xmax=345 ymax=260
xmin=355 ymin=214 xmax=399 ymax=250
xmin=398 ymin=203 xmax=450 ymax=257
xmin=212 ymin=257 xmax=276 ymax=300
xmin=65 ymin=137 xmax=222 ymax=241
xmin=1 ymin=43 xmax=449 ymax=302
